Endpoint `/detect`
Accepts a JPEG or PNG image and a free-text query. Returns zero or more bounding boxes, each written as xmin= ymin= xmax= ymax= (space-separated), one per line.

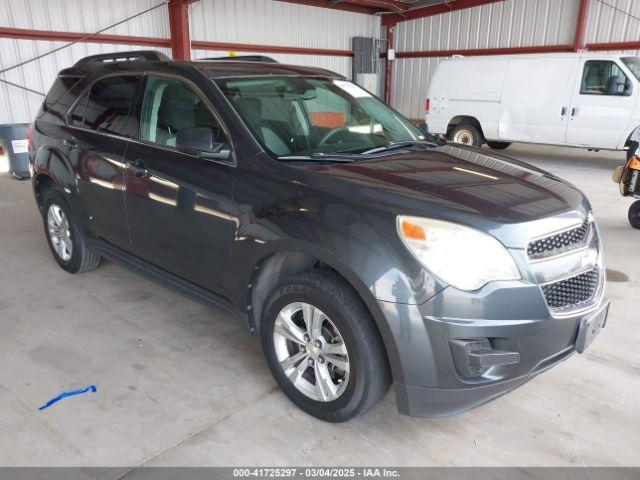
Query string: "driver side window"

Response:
xmin=580 ymin=60 xmax=632 ymax=96
xmin=139 ymin=77 xmax=225 ymax=148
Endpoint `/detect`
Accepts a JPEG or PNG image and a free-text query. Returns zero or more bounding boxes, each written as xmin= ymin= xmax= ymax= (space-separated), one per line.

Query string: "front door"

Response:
xmin=65 ymin=75 xmax=140 ymax=250
xmin=566 ymin=58 xmax=637 ymax=149
xmin=123 ymin=75 xmax=236 ymax=294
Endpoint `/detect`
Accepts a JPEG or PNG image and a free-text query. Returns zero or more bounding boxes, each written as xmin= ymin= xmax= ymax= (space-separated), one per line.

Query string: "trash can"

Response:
xmin=0 ymin=123 xmax=30 ymax=179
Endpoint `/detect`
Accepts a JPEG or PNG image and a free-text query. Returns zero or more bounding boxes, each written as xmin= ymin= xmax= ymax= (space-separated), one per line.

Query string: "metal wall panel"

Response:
xmin=0 ymin=0 xmax=376 ymax=124
xmin=0 ymin=0 xmax=170 ymax=124
xmin=583 ymin=0 xmax=640 ymax=45
xmin=189 ymin=0 xmax=376 ymax=51
xmin=189 ymin=0 xmax=376 ymax=80
xmin=392 ymin=0 xmax=581 ymax=119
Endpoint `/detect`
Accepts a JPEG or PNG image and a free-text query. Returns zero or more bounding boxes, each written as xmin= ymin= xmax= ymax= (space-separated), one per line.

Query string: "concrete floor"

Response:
xmin=0 ymin=143 xmax=639 ymax=467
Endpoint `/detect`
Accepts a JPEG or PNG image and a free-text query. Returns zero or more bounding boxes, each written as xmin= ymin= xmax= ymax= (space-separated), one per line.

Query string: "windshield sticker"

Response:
xmin=333 ymin=80 xmax=372 ymax=98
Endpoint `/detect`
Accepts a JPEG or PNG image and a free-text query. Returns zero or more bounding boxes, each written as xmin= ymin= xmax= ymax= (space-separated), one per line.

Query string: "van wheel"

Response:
xmin=487 ymin=141 xmax=511 ymax=150
xmin=450 ymin=124 xmax=483 ymax=147
xmin=42 ymin=189 xmax=101 ymax=273
xmin=261 ymin=269 xmax=391 ymax=422
xmin=629 ymin=201 xmax=640 ymax=229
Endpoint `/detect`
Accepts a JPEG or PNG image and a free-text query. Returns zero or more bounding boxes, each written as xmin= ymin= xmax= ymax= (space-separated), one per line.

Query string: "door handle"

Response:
xmin=62 ymin=138 xmax=77 ymax=148
xmin=571 ymin=107 xmax=578 ymax=117
xmin=561 ymin=106 xmax=567 ymax=116
xmin=127 ymin=159 xmax=148 ymax=177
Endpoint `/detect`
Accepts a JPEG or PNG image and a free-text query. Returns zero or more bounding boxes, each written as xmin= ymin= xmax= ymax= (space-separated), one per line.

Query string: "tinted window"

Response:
xmin=68 ymin=92 xmax=87 ymax=127
xmin=580 ymin=60 xmax=632 ymax=96
xmin=39 ymin=76 xmax=83 ymax=123
xmin=139 ymin=77 xmax=225 ymax=148
xmin=83 ymin=76 xmax=138 ymax=136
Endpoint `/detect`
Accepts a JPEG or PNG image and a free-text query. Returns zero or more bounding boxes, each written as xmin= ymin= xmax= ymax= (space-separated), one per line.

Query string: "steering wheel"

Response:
xmin=318 ymin=126 xmax=351 ymax=147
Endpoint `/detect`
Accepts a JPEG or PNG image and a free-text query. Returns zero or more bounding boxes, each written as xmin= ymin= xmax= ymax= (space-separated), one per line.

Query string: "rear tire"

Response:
xmin=42 ymin=189 xmax=101 ymax=273
xmin=629 ymin=201 xmax=640 ymax=229
xmin=487 ymin=141 xmax=511 ymax=150
xmin=261 ymin=269 xmax=391 ymax=422
xmin=450 ymin=123 xmax=483 ymax=147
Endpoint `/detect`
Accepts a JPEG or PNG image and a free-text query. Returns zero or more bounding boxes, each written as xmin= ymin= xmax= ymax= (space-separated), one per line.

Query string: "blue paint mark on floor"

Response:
xmin=38 ymin=385 xmax=97 ymax=411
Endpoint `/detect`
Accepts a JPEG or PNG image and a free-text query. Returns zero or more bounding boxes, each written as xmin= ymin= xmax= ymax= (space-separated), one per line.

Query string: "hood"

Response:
xmin=299 ymin=144 xmax=589 ymax=246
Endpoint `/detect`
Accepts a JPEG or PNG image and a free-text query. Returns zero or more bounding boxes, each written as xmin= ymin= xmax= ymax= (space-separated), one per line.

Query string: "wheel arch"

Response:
xmin=446 ymin=115 xmax=484 ymax=139
xmin=245 ymin=246 xmax=404 ymax=383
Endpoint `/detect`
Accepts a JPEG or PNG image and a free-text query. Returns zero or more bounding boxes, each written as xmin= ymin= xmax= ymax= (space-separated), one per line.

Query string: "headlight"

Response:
xmin=397 ymin=215 xmax=521 ymax=291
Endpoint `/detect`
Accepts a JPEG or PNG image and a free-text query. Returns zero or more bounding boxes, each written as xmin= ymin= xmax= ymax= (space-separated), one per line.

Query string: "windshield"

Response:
xmin=622 ymin=57 xmax=640 ymax=82
xmin=215 ymin=76 xmax=430 ymax=158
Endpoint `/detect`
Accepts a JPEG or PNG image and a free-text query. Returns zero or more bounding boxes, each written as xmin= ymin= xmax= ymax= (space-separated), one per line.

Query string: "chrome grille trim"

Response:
xmin=541 ymin=267 xmax=600 ymax=312
xmin=527 ymin=218 xmax=590 ymax=260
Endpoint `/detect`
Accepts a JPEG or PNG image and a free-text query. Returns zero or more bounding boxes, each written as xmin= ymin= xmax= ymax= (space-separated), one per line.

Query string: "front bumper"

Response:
xmin=378 ymin=284 xmax=609 ymax=417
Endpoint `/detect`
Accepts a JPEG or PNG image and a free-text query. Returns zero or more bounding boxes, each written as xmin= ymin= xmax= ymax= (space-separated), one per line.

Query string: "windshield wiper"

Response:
xmin=361 ymin=140 xmax=440 ymax=155
xmin=278 ymin=154 xmax=357 ymax=163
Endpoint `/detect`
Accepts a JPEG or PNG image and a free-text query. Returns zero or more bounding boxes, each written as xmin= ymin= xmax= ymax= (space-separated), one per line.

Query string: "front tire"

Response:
xmin=487 ymin=141 xmax=511 ymax=150
xmin=42 ymin=189 xmax=101 ymax=273
xmin=450 ymin=123 xmax=483 ymax=147
xmin=629 ymin=201 xmax=640 ymax=229
xmin=261 ymin=270 xmax=391 ymax=422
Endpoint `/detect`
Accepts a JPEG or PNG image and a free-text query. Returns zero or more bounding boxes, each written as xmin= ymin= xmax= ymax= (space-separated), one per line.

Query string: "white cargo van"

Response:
xmin=426 ymin=53 xmax=640 ymax=152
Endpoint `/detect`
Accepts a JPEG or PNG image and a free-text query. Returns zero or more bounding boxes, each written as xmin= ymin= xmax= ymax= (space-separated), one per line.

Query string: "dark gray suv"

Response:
xmin=29 ymin=51 xmax=609 ymax=422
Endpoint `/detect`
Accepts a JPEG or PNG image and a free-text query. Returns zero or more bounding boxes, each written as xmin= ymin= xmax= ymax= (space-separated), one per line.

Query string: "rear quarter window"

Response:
xmin=38 ymin=76 xmax=83 ymax=123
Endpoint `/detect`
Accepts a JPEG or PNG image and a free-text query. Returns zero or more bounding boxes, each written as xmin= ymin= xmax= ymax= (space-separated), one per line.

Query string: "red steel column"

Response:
xmin=168 ymin=0 xmax=196 ymax=60
xmin=573 ymin=0 xmax=589 ymax=52
xmin=384 ymin=22 xmax=396 ymax=105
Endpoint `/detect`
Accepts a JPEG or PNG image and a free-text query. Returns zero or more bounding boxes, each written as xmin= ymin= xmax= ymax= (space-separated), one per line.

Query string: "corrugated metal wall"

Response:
xmin=392 ymin=0 xmax=582 ymax=120
xmin=0 ymin=0 xmax=376 ymax=124
xmin=0 ymin=0 xmax=170 ymax=124
xmin=190 ymin=0 xmax=377 ymax=78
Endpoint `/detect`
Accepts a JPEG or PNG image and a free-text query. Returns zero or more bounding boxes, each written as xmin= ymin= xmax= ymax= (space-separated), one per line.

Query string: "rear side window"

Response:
xmin=39 ymin=76 xmax=83 ymax=123
xmin=77 ymin=76 xmax=139 ymax=137
xmin=580 ymin=60 xmax=632 ymax=96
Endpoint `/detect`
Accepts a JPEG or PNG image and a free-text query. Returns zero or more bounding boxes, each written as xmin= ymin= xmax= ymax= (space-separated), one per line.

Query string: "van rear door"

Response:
xmin=566 ymin=57 xmax=637 ymax=149
xmin=499 ymin=57 xmax=578 ymax=144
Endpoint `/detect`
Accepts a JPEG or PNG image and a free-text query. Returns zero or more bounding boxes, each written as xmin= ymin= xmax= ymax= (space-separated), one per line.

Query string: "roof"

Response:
xmin=442 ymin=52 xmax=640 ymax=62
xmin=195 ymin=60 xmax=344 ymax=79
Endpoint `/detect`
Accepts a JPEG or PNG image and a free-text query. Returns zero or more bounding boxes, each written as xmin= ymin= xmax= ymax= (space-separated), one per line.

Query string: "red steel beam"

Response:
xmin=0 ymin=26 xmax=170 ymax=47
xmin=275 ymin=0 xmax=375 ymax=14
xmin=382 ymin=0 xmax=504 ymax=25
xmin=586 ymin=40 xmax=640 ymax=52
xmin=168 ymin=0 xmax=197 ymax=60
xmin=339 ymin=0 xmax=409 ymax=12
xmin=191 ymin=40 xmax=353 ymax=57
xmin=573 ymin=0 xmax=589 ymax=51
xmin=395 ymin=44 xmax=574 ymax=58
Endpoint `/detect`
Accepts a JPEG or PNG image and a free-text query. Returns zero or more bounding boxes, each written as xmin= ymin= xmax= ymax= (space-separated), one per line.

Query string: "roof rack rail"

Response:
xmin=74 ymin=50 xmax=171 ymax=67
xmin=200 ymin=55 xmax=279 ymax=63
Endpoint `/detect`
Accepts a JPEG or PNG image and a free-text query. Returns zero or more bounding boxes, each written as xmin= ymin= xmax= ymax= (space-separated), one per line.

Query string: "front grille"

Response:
xmin=541 ymin=267 xmax=599 ymax=311
xmin=527 ymin=219 xmax=590 ymax=259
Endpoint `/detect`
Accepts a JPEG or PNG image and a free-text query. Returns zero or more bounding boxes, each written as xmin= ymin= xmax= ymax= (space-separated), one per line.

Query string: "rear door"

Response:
xmin=499 ymin=57 xmax=578 ymax=144
xmin=566 ymin=58 xmax=637 ymax=148
xmin=65 ymin=75 xmax=140 ymax=250
xmin=123 ymin=75 xmax=235 ymax=294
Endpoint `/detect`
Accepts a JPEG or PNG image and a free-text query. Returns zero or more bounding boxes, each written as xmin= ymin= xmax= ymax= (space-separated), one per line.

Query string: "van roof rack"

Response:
xmin=200 ymin=55 xmax=279 ymax=63
xmin=74 ymin=50 xmax=171 ymax=67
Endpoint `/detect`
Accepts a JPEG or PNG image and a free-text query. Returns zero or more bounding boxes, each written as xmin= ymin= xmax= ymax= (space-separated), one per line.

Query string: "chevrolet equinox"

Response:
xmin=29 ymin=51 xmax=609 ymax=422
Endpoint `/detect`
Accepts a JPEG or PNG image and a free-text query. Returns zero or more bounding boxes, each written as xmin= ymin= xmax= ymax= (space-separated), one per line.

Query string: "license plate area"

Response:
xmin=575 ymin=303 xmax=608 ymax=354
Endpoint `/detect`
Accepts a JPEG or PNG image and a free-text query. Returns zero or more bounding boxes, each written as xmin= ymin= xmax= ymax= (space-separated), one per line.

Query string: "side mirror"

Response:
xmin=175 ymin=127 xmax=231 ymax=161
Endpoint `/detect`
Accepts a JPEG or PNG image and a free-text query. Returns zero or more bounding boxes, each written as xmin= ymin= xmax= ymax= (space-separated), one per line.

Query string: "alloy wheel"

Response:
xmin=47 ymin=204 xmax=73 ymax=262
xmin=273 ymin=302 xmax=350 ymax=402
